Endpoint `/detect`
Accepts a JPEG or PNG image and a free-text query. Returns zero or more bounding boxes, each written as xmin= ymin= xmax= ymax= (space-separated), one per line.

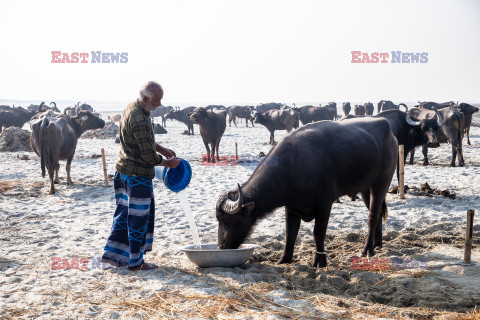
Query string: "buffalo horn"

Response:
xmin=220 ymin=184 xmax=244 ymax=214
xmin=406 ymin=108 xmax=421 ymax=126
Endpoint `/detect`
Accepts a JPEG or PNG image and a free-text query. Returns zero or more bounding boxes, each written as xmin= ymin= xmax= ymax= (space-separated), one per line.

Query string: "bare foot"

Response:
xmin=128 ymin=262 xmax=158 ymax=271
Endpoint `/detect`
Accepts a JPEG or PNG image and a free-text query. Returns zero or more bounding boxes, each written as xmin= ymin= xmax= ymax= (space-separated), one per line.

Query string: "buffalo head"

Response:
xmin=406 ymin=108 xmax=442 ymax=148
xmin=189 ymin=107 xmax=208 ymax=124
xmin=216 ymin=184 xmax=255 ymax=249
xmin=75 ymin=110 xmax=105 ymax=131
xmin=251 ymin=112 xmax=266 ymax=124
xmin=457 ymin=103 xmax=479 ymax=117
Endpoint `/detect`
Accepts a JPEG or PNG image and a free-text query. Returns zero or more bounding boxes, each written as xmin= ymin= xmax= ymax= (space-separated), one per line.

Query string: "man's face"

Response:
xmin=145 ymin=91 xmax=163 ymax=111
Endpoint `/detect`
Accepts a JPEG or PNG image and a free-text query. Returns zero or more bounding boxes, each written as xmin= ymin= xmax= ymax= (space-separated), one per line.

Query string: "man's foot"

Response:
xmin=128 ymin=262 xmax=158 ymax=271
xmin=100 ymin=258 xmax=127 ymax=268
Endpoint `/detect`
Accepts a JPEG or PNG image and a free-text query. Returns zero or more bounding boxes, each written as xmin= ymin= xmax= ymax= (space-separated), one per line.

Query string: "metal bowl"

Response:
xmin=181 ymin=243 xmax=259 ymax=268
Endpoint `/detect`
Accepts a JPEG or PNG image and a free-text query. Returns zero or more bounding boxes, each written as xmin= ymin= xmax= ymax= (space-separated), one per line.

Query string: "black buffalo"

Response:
xmin=295 ymin=105 xmax=335 ymax=125
xmin=326 ymin=102 xmax=338 ymax=120
xmin=0 ymin=107 xmax=36 ymax=133
xmin=378 ymin=100 xmax=408 ymax=113
xmin=353 ymin=104 xmax=365 ymax=116
xmin=227 ymin=106 xmax=254 ymax=127
xmin=418 ymin=101 xmax=479 ymax=145
xmin=342 ymin=102 xmax=351 ymax=116
xmin=409 ymin=107 xmax=466 ymax=167
xmin=165 ymin=107 xmax=196 ymax=135
xmin=252 ymin=108 xmax=299 ymax=144
xmin=416 ymin=101 xmax=454 ymax=110
xmin=190 ymin=107 xmax=226 ymax=163
xmin=456 ymin=103 xmax=479 ymax=145
xmin=343 ymin=108 xmax=442 ymax=179
xmin=216 ymin=117 xmax=398 ymax=267
xmin=30 ymin=111 xmax=105 ymax=194
xmin=364 ymin=102 xmax=374 ymax=116
xmin=255 ymin=102 xmax=284 ymax=114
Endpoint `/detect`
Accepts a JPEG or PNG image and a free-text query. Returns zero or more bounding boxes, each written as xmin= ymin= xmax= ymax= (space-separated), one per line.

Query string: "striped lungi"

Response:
xmin=102 ymin=172 xmax=155 ymax=268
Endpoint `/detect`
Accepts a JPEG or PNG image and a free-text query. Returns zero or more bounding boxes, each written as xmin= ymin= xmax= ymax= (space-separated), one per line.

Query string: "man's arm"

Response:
xmin=156 ymin=144 xmax=176 ymax=158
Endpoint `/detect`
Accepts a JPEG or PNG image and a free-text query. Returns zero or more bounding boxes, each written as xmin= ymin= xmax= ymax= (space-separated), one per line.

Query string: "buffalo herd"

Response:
xmin=1 ymin=99 xmax=478 ymax=268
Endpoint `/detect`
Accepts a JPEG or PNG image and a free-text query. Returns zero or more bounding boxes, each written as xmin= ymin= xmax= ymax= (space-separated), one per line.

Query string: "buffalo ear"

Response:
xmin=242 ymin=202 xmax=255 ymax=214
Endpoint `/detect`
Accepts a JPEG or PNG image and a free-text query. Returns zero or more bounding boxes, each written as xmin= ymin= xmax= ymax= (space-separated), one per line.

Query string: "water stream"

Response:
xmin=176 ymin=191 xmax=203 ymax=249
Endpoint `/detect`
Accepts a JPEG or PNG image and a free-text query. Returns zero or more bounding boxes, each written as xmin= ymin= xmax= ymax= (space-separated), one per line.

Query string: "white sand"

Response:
xmin=0 ymin=113 xmax=479 ymax=319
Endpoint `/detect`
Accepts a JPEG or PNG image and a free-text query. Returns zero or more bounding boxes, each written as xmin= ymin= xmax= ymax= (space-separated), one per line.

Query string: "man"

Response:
xmin=102 ymin=81 xmax=181 ymax=271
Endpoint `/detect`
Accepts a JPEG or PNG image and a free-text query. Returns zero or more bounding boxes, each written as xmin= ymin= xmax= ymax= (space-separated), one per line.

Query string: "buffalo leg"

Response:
xmin=466 ymin=127 xmax=471 ymax=145
xmin=210 ymin=142 xmax=217 ymax=163
xmin=215 ymin=139 xmax=221 ymax=162
xmin=47 ymin=166 xmax=56 ymax=194
xmin=54 ymin=163 xmax=60 ymax=184
xmin=245 ymin=117 xmax=248 ymax=127
xmin=278 ymin=207 xmax=301 ymax=264
xmin=312 ymin=204 xmax=332 ymax=268
xmin=362 ymin=186 xmax=386 ymax=257
xmin=408 ymin=148 xmax=415 ymax=165
xmin=66 ymin=155 xmax=74 ymax=185
xmin=422 ymin=144 xmax=429 ymax=166
xmin=360 ymin=190 xmax=381 ymax=248
xmin=204 ymin=142 xmax=211 ymax=162
xmin=452 ymin=144 xmax=464 ymax=167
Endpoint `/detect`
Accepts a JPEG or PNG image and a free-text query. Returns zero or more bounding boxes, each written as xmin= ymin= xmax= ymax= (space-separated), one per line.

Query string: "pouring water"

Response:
xmin=176 ymin=191 xmax=203 ymax=249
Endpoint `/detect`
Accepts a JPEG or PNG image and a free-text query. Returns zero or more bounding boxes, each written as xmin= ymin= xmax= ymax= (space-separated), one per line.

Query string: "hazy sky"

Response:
xmin=1 ymin=0 xmax=479 ymax=106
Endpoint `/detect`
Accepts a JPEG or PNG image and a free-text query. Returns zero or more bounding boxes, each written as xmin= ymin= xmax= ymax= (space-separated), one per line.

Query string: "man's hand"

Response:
xmin=161 ymin=157 xmax=181 ymax=168
xmin=156 ymin=144 xmax=176 ymax=158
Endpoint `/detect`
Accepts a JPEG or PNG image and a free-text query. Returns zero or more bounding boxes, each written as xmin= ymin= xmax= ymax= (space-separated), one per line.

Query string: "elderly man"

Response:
xmin=102 ymin=81 xmax=181 ymax=271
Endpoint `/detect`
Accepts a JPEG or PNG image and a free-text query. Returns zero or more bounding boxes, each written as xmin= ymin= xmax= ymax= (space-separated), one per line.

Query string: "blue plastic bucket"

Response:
xmin=154 ymin=159 xmax=192 ymax=192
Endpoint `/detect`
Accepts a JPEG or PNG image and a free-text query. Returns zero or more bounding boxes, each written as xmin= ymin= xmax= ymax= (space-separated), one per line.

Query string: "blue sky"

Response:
xmin=0 ymin=0 xmax=479 ymax=107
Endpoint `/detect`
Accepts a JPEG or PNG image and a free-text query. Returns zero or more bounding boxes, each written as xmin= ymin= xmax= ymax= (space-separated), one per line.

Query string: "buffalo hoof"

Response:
xmin=67 ymin=180 xmax=74 ymax=185
xmin=423 ymin=160 xmax=429 ymax=166
xmin=312 ymin=252 xmax=327 ymax=268
xmin=54 ymin=180 xmax=60 ymax=184
xmin=48 ymin=189 xmax=55 ymax=195
xmin=277 ymin=256 xmax=293 ymax=264
xmin=408 ymin=160 xmax=414 ymax=165
xmin=361 ymin=247 xmax=375 ymax=258
xmin=451 ymin=162 xmax=456 ymax=167
xmin=374 ymin=239 xmax=383 ymax=248
xmin=460 ymin=162 xmax=465 ymax=167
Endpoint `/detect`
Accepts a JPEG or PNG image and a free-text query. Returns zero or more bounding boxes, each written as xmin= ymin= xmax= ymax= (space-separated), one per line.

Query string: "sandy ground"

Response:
xmin=0 ymin=112 xmax=479 ymax=319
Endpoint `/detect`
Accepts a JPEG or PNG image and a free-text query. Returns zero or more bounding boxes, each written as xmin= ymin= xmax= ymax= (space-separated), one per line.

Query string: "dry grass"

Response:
xmin=0 ymin=180 xmax=22 ymax=192
xmin=109 ymin=282 xmax=323 ymax=319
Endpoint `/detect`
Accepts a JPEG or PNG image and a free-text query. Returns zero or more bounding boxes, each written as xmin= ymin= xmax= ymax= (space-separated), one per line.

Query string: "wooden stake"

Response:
xmin=235 ymin=142 xmax=238 ymax=160
xmin=464 ymin=210 xmax=475 ymax=265
xmin=101 ymin=148 xmax=108 ymax=187
xmin=399 ymin=145 xmax=405 ymax=199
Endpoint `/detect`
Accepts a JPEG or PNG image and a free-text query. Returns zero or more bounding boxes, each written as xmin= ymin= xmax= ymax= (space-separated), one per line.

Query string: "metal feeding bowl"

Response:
xmin=182 ymin=243 xmax=260 ymax=268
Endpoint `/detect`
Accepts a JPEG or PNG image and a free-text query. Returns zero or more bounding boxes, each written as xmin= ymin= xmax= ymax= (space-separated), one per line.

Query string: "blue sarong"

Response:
xmin=102 ymin=172 xmax=155 ymax=268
